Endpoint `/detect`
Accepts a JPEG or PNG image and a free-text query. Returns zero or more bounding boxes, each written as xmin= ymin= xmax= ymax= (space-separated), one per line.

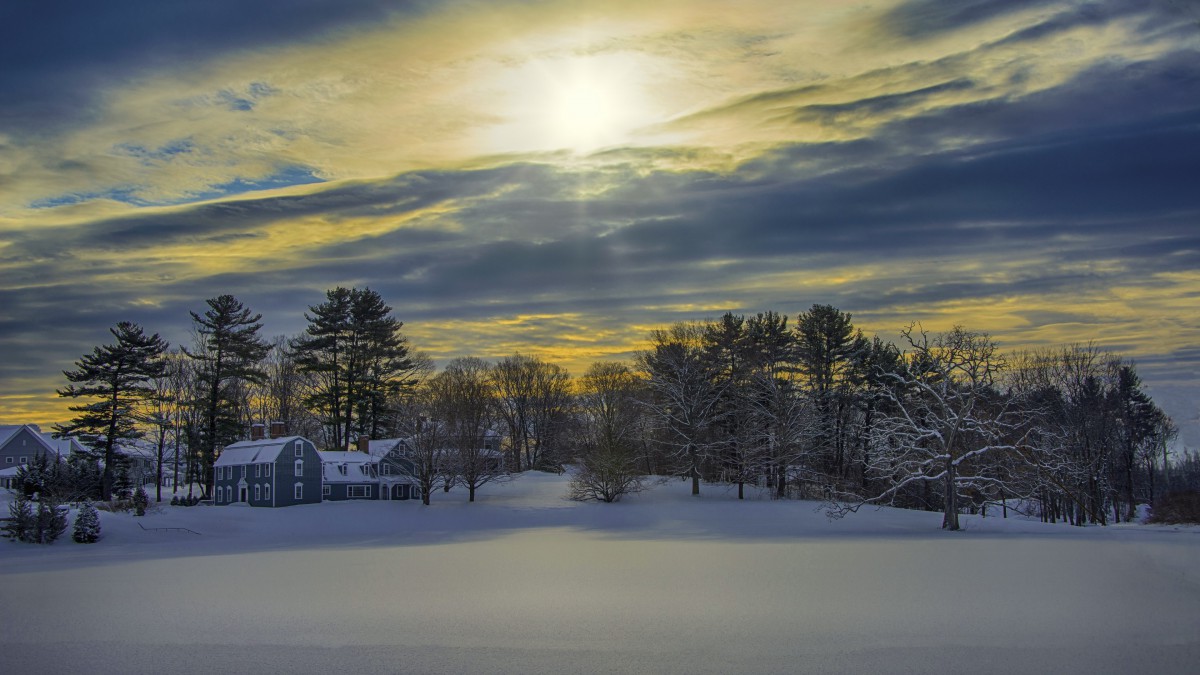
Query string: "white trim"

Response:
xmin=295 ymin=459 xmax=303 ymax=476
xmin=294 ymin=483 xmax=303 ymax=500
xmin=347 ymin=485 xmax=371 ymax=499
xmin=254 ymin=484 xmax=261 ymax=501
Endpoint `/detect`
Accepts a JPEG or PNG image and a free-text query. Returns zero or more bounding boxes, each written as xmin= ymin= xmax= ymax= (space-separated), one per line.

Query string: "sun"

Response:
xmin=484 ymin=53 xmax=667 ymax=155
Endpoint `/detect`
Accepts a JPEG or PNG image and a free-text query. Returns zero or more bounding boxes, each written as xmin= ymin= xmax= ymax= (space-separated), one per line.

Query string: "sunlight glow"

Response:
xmin=484 ymin=53 xmax=671 ymax=155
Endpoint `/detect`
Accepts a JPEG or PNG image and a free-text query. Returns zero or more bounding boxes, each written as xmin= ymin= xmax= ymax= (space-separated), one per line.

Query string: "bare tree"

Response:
xmin=637 ymin=322 xmax=727 ymax=496
xmin=429 ymin=357 xmax=503 ymax=502
xmin=854 ymin=325 xmax=1023 ymax=530
xmin=490 ymin=354 xmax=573 ymax=472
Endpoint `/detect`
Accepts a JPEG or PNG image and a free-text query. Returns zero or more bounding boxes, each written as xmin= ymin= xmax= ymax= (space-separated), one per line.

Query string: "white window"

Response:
xmin=381 ymin=463 xmax=391 ymax=475
xmin=347 ymin=485 xmax=371 ymax=499
xmin=338 ymin=464 xmax=348 ymax=476
xmin=295 ymin=460 xmax=303 ymax=476
xmin=322 ymin=485 xmax=331 ymax=497
xmin=255 ymin=464 xmax=261 ymax=478
xmin=5 ymin=456 xmax=12 ymax=464
xmin=19 ymin=457 xmax=27 ymax=464
xmin=254 ymin=485 xmax=261 ymax=500
xmin=294 ymin=483 xmax=303 ymax=500
xmin=295 ymin=442 xmax=303 ymax=457
xmin=264 ymin=484 xmax=271 ymax=501
xmin=264 ymin=464 xmax=271 ymax=477
xmin=241 ymin=465 xmax=246 ymax=478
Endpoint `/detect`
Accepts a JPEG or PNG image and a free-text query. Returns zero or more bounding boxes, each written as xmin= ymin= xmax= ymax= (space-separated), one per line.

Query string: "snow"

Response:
xmin=2 ymin=474 xmax=1198 ymax=674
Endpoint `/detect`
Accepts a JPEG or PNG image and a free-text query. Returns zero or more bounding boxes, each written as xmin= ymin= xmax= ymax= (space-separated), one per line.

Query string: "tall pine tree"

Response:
xmin=292 ymin=287 xmax=416 ymax=449
xmin=184 ymin=295 xmax=270 ymax=497
xmin=56 ymin=321 xmax=167 ymax=501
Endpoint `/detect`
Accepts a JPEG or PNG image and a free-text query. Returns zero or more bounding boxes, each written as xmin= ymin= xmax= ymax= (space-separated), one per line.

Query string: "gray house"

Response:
xmin=361 ymin=438 xmax=420 ymax=500
xmin=318 ymin=450 xmax=380 ymax=501
xmin=213 ymin=436 xmax=323 ymax=507
xmin=0 ymin=424 xmax=84 ymax=490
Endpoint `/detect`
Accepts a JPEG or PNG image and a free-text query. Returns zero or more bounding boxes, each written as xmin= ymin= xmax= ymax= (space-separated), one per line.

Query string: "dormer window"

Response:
xmin=294 ymin=442 xmax=303 ymax=457
xmin=338 ymin=464 xmax=348 ymax=476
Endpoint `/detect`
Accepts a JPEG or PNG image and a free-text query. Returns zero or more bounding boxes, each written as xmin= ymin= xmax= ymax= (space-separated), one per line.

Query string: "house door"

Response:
xmin=239 ymin=487 xmax=247 ymax=502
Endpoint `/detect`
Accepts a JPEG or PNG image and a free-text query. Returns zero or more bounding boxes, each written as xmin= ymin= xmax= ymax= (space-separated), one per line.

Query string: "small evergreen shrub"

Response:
xmin=1148 ymin=491 xmax=1200 ymax=524
xmin=3 ymin=493 xmax=68 ymax=544
xmin=170 ymin=495 xmax=179 ymax=506
xmin=73 ymin=501 xmax=102 ymax=543
xmin=132 ymin=487 xmax=149 ymax=516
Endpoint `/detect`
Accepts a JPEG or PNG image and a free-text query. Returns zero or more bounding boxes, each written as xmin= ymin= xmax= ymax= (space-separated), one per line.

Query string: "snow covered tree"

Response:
xmin=795 ymin=304 xmax=866 ymax=480
xmin=856 ymin=325 xmax=1022 ymax=530
xmin=132 ymin=486 xmax=149 ymax=516
xmin=4 ymin=491 xmax=68 ymax=544
xmin=638 ymin=322 xmax=728 ymax=496
xmin=72 ymin=501 xmax=101 ymax=543
xmin=569 ymin=447 xmax=645 ymax=502
xmin=185 ymin=295 xmax=271 ymax=498
xmin=55 ymin=321 xmax=168 ymax=500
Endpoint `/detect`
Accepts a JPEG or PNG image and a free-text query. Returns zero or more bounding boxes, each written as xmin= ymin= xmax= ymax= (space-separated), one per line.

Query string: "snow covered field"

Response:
xmin=3 ymin=474 xmax=1198 ymax=674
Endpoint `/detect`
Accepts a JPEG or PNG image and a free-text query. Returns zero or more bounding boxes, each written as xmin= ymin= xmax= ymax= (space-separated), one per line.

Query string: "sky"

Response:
xmin=1 ymin=0 xmax=1198 ymax=444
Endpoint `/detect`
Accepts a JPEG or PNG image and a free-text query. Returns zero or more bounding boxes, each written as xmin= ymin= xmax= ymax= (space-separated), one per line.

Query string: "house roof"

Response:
xmin=0 ymin=424 xmax=71 ymax=459
xmin=318 ymin=450 xmax=377 ymax=483
xmin=215 ymin=436 xmax=308 ymax=466
xmin=363 ymin=438 xmax=410 ymax=459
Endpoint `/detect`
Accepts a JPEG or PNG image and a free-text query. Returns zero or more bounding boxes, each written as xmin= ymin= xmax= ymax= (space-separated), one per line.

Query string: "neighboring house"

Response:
xmin=212 ymin=436 xmax=323 ymax=507
xmin=361 ymin=438 xmax=420 ymax=501
xmin=318 ymin=450 xmax=380 ymax=500
xmin=0 ymin=424 xmax=83 ymax=490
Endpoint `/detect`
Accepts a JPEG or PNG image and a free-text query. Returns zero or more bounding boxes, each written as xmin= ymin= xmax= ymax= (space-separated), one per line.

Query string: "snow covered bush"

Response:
xmin=568 ymin=449 xmax=644 ymax=503
xmin=3 ymin=492 xmax=68 ymax=544
xmin=73 ymin=501 xmax=102 ymax=543
xmin=133 ymin=486 xmax=149 ymax=516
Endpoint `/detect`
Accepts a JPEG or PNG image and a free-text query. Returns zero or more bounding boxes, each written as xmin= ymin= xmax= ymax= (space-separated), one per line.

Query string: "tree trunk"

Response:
xmin=942 ymin=461 xmax=960 ymax=530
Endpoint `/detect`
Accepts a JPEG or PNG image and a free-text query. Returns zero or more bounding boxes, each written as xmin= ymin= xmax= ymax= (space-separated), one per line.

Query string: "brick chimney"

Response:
xmin=357 ymin=436 xmax=370 ymax=453
xmin=269 ymin=421 xmax=286 ymax=439
xmin=250 ymin=423 xmax=265 ymax=441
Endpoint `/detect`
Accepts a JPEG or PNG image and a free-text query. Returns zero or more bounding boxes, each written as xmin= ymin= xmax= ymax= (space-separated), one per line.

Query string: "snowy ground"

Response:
xmin=2 ymin=474 xmax=1198 ymax=674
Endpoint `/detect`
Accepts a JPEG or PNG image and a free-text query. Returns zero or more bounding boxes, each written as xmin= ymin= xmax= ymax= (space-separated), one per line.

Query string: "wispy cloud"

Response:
xmin=1 ymin=0 xmax=1198 ymax=442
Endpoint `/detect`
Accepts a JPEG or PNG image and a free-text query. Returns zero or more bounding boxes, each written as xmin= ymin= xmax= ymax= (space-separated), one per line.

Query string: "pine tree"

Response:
xmin=73 ymin=500 xmax=102 ymax=543
xmin=184 ymin=295 xmax=270 ymax=497
xmin=55 ymin=321 xmax=168 ymax=501
xmin=3 ymin=493 xmax=34 ymax=542
xmin=132 ymin=486 xmax=149 ymax=516
xmin=292 ymin=287 xmax=416 ymax=448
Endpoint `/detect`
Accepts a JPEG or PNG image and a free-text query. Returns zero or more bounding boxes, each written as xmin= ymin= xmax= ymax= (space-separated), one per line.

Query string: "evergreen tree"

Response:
xmin=4 ymin=491 xmax=67 ymax=544
xmin=73 ymin=500 xmax=102 ymax=543
xmin=3 ymin=492 xmax=34 ymax=542
xmin=292 ymin=287 xmax=416 ymax=448
xmin=185 ymin=295 xmax=270 ymax=498
xmin=55 ymin=321 xmax=168 ymax=501
xmin=111 ymin=454 xmax=134 ymax=501
xmin=795 ymin=304 xmax=866 ymax=478
xmin=132 ymin=486 xmax=149 ymax=516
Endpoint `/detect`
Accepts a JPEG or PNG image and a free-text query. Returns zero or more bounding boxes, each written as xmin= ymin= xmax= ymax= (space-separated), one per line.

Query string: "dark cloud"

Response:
xmin=0 ymin=0 xmax=436 ymax=133
xmin=878 ymin=0 xmax=1067 ymax=41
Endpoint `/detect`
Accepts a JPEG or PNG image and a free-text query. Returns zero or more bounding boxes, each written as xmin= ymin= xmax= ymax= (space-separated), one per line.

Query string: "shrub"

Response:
xmin=73 ymin=501 xmax=102 ymax=543
xmin=568 ymin=448 xmax=645 ymax=503
xmin=1148 ymin=491 xmax=1200 ymax=524
xmin=132 ymin=487 xmax=149 ymax=516
xmin=3 ymin=492 xmax=68 ymax=544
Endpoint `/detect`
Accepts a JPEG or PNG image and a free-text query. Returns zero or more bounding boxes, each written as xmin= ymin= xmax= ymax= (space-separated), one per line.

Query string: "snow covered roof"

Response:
xmin=0 ymin=423 xmax=71 ymax=459
xmin=363 ymin=438 xmax=410 ymax=459
xmin=0 ymin=425 xmax=25 ymax=447
xmin=215 ymin=436 xmax=309 ymax=466
xmin=318 ymin=450 xmax=378 ymax=483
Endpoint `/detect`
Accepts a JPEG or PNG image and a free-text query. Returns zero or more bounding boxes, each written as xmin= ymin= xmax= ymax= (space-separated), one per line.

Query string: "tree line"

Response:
xmin=46 ymin=291 xmax=1197 ymax=528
